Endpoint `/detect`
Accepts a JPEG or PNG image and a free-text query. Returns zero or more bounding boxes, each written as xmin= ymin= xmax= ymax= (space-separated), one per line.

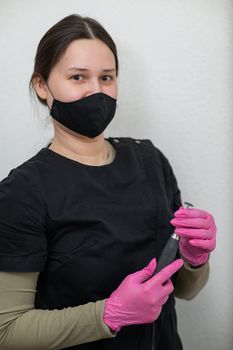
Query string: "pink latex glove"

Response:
xmin=170 ymin=207 xmax=216 ymax=267
xmin=103 ymin=258 xmax=183 ymax=332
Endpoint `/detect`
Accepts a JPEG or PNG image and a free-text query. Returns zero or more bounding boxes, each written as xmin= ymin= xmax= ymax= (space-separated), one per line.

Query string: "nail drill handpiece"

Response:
xmin=153 ymin=233 xmax=180 ymax=274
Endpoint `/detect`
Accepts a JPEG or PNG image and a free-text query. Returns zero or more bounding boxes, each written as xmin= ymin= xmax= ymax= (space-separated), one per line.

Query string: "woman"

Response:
xmin=0 ymin=14 xmax=216 ymax=349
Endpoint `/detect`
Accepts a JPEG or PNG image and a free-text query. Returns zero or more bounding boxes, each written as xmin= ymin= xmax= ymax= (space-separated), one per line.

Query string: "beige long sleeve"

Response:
xmin=0 ymin=271 xmax=115 ymax=350
xmin=174 ymin=260 xmax=210 ymax=300
xmin=0 ymin=260 xmax=209 ymax=349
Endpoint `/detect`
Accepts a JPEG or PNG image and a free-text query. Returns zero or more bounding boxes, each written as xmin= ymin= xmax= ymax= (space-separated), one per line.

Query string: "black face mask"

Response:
xmin=48 ymin=88 xmax=117 ymax=138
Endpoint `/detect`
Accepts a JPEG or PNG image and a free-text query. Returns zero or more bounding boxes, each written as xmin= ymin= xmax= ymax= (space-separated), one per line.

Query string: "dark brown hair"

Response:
xmin=29 ymin=14 xmax=119 ymax=105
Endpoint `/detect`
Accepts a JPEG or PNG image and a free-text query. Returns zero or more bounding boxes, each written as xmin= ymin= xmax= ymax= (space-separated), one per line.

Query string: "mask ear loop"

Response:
xmin=44 ymin=80 xmax=55 ymax=111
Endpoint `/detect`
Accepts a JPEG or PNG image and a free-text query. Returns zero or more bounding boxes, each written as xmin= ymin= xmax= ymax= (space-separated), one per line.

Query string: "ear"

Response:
xmin=32 ymin=75 xmax=48 ymax=100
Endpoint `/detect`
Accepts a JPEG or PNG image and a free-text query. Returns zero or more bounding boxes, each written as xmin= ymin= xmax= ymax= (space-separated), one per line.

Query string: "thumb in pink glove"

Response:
xmin=103 ymin=258 xmax=183 ymax=332
xmin=170 ymin=207 xmax=216 ymax=267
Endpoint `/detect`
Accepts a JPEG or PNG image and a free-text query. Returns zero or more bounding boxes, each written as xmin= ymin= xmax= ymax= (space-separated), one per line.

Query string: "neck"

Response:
xmin=49 ymin=123 xmax=109 ymax=166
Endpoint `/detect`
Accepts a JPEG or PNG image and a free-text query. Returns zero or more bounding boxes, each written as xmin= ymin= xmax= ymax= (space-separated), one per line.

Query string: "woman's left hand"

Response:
xmin=170 ymin=207 xmax=217 ymax=267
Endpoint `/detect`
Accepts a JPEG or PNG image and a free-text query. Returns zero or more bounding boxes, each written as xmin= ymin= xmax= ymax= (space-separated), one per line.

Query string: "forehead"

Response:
xmin=56 ymin=38 xmax=115 ymax=70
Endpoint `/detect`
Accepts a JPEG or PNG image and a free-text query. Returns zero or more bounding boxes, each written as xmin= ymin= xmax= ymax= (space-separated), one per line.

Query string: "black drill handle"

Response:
xmin=153 ymin=234 xmax=180 ymax=275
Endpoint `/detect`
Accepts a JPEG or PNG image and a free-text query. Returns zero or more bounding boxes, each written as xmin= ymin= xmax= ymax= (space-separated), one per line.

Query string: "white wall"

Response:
xmin=0 ymin=1 xmax=232 ymax=349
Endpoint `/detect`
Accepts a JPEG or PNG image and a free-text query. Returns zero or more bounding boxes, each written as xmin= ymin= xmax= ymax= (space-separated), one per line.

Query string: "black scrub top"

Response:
xmin=0 ymin=137 xmax=182 ymax=350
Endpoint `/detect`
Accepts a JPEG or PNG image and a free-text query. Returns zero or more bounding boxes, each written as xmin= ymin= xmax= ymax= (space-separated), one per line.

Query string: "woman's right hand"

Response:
xmin=103 ymin=258 xmax=183 ymax=332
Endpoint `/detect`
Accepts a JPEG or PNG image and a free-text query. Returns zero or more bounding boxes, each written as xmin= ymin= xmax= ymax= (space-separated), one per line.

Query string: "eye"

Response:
xmin=101 ymin=75 xmax=113 ymax=82
xmin=72 ymin=75 xmax=84 ymax=81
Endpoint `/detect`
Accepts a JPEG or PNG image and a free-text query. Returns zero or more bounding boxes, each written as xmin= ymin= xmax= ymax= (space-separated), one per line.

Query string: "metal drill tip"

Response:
xmin=171 ymin=233 xmax=180 ymax=240
xmin=184 ymin=201 xmax=194 ymax=209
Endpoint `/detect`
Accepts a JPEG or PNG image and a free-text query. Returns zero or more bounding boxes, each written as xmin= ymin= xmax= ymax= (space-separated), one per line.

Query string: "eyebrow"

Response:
xmin=66 ymin=67 xmax=116 ymax=73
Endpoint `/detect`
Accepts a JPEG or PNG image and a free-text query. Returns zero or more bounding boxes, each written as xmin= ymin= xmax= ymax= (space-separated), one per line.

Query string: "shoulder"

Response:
xmin=109 ymin=136 xmax=158 ymax=151
xmin=1 ymin=148 xmax=45 ymax=182
xmin=111 ymin=136 xmax=178 ymax=185
xmin=0 ymin=152 xmax=45 ymax=203
xmin=110 ymin=136 xmax=170 ymax=164
xmin=109 ymin=136 xmax=152 ymax=145
xmin=0 ymin=153 xmax=47 ymax=233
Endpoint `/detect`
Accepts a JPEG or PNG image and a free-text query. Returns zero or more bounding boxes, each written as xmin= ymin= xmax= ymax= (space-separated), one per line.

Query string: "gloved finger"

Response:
xmin=170 ymin=217 xmax=210 ymax=229
xmin=132 ymin=258 xmax=157 ymax=283
xmin=189 ymin=238 xmax=216 ymax=251
xmin=174 ymin=207 xmax=210 ymax=219
xmin=174 ymin=228 xmax=213 ymax=239
xmin=148 ymin=259 xmax=183 ymax=287
xmin=162 ymin=278 xmax=174 ymax=294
